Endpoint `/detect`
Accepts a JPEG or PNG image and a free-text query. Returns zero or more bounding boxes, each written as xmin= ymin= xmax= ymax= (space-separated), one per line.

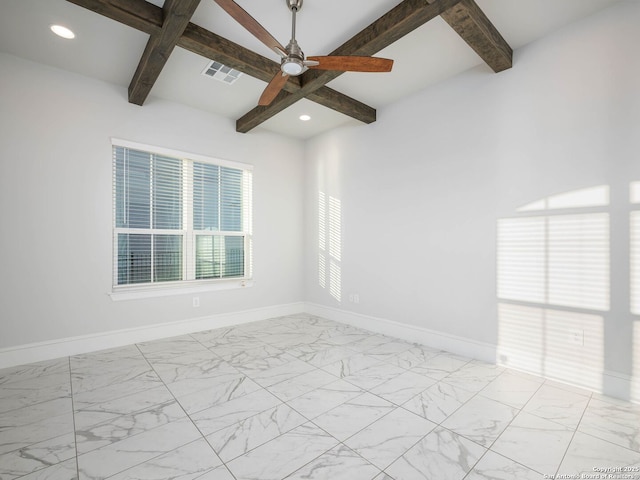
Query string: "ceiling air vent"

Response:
xmin=202 ymin=61 xmax=242 ymax=84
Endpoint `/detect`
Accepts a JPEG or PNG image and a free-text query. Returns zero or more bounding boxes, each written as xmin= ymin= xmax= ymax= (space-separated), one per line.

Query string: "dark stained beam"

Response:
xmin=307 ymin=87 xmax=376 ymax=124
xmin=66 ymin=0 xmax=379 ymax=126
xmin=237 ymin=0 xmax=464 ymax=133
xmin=128 ymin=0 xmax=202 ymax=105
xmin=436 ymin=0 xmax=512 ymax=72
xmin=66 ymin=0 xmax=162 ymax=35
xmin=178 ymin=23 xmax=296 ymax=88
xmin=178 ymin=24 xmax=376 ymax=124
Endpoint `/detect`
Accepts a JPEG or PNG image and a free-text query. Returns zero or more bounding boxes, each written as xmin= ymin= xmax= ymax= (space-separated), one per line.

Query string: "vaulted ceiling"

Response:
xmin=0 ymin=0 xmax=623 ymax=139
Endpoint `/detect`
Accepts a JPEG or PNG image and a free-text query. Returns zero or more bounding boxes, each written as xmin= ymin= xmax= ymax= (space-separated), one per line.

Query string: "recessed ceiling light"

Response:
xmin=299 ymin=114 xmax=311 ymax=122
xmin=50 ymin=25 xmax=75 ymax=39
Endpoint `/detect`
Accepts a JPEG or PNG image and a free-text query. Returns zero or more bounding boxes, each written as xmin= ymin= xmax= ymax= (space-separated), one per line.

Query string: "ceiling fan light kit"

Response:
xmin=279 ymin=39 xmax=307 ymax=76
xmin=214 ymin=0 xmax=393 ymax=106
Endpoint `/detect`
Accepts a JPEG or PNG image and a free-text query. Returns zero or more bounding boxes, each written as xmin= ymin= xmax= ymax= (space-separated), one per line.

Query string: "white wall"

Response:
xmin=2 ymin=1 xmax=639 ymax=401
xmin=304 ymin=0 xmax=640 ymax=398
xmin=0 ymin=53 xmax=305 ymax=350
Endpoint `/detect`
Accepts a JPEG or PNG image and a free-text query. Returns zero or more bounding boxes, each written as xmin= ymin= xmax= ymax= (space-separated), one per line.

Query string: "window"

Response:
xmin=112 ymin=140 xmax=252 ymax=291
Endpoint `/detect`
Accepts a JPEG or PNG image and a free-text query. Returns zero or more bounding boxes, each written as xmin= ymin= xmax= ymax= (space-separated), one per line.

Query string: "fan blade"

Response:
xmin=213 ymin=0 xmax=286 ymax=56
xmin=259 ymin=72 xmax=290 ymax=106
xmin=306 ymin=56 xmax=393 ymax=72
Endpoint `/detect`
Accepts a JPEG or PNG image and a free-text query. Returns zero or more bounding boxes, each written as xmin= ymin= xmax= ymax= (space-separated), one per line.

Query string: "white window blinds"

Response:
xmin=112 ymin=142 xmax=252 ymax=289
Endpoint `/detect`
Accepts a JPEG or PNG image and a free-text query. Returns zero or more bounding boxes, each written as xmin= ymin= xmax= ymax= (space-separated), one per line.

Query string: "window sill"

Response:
xmin=109 ymin=279 xmax=254 ymax=301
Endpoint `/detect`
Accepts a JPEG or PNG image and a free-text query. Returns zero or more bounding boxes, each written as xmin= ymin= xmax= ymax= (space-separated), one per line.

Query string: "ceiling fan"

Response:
xmin=213 ymin=0 xmax=394 ymax=106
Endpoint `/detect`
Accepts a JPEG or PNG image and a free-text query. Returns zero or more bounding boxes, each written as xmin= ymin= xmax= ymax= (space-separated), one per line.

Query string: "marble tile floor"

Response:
xmin=1 ymin=313 xmax=640 ymax=480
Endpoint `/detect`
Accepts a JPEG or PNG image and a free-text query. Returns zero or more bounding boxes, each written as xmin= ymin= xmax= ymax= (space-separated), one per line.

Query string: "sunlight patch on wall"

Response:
xmin=632 ymin=321 xmax=640 ymax=404
xmin=517 ymin=185 xmax=609 ymax=212
xmin=544 ymin=308 xmax=604 ymax=391
xmin=318 ymin=192 xmax=326 ymax=289
xmin=318 ymin=191 xmax=342 ymax=302
xmin=329 ymin=196 xmax=342 ymax=262
xmin=318 ymin=253 xmax=326 ymax=289
xmin=632 ymin=211 xmax=640 ymax=315
xmin=498 ymin=303 xmax=604 ymax=392
xmin=498 ymin=213 xmax=610 ymax=311
xmin=319 ymin=192 xmax=326 ymax=251
xmin=498 ymin=185 xmax=611 ymax=394
xmin=496 ymin=303 xmax=544 ymax=373
xmin=631 ymin=181 xmax=640 ymax=204
xmin=548 ymin=214 xmax=609 ymax=311
xmin=497 ymin=217 xmax=545 ymax=303
xmin=330 ymin=261 xmax=341 ymax=302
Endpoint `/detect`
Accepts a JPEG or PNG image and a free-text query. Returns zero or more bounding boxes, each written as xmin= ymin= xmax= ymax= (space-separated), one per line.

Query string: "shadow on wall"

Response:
xmin=497 ymin=184 xmax=640 ymax=402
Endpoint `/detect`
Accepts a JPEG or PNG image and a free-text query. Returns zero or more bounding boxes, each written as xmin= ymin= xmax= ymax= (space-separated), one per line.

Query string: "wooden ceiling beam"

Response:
xmin=66 ymin=0 xmax=162 ymax=35
xmin=236 ymin=0 xmax=514 ymax=133
xmin=67 ymin=0 xmax=511 ymax=134
xmin=66 ymin=0 xmax=378 ymax=126
xmin=177 ymin=24 xmax=376 ymax=124
xmin=128 ymin=0 xmax=202 ymax=106
xmin=236 ymin=0 xmax=465 ymax=133
xmin=178 ymin=23 xmax=298 ymax=90
xmin=307 ymin=87 xmax=376 ymax=124
xmin=436 ymin=0 xmax=512 ymax=72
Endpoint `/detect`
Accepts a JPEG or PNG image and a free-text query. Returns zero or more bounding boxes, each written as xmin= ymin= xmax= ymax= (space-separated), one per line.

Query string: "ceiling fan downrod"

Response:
xmin=280 ymin=0 xmax=315 ymax=76
xmin=287 ymin=0 xmax=302 ymax=40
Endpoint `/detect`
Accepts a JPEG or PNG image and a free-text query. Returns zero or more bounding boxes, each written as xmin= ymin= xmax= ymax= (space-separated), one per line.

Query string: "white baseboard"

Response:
xmin=2 ymin=301 xmax=636 ymax=405
xmin=304 ymin=302 xmax=638 ymax=404
xmin=601 ymin=369 xmax=636 ymax=403
xmin=0 ymin=302 xmax=305 ymax=369
xmin=304 ymin=302 xmax=497 ymax=363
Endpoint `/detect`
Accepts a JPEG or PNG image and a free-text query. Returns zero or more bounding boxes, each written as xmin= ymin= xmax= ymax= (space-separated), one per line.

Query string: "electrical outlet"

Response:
xmin=193 ymin=297 xmax=200 ymax=308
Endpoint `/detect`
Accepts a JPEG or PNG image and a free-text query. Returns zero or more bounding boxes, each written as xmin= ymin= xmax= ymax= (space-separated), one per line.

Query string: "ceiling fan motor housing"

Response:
xmin=281 ymin=39 xmax=305 ymax=75
xmin=286 ymin=0 xmax=303 ymax=11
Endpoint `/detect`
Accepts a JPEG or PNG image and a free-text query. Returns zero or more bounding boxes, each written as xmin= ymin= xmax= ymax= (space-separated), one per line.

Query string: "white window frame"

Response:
xmin=109 ymin=138 xmax=253 ymax=301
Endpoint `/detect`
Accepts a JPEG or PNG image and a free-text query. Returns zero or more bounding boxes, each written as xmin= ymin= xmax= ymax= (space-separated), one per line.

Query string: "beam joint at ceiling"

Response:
xmin=66 ymin=0 xmax=512 ymax=134
xmin=128 ymin=0 xmax=202 ymax=106
xmin=236 ymin=0 xmax=465 ymax=133
xmin=66 ymin=0 xmax=380 ymax=126
xmin=435 ymin=0 xmax=512 ymax=72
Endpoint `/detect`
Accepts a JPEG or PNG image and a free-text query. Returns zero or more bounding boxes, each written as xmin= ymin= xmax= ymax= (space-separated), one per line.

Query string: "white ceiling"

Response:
xmin=0 ymin=0 xmax=624 ymax=139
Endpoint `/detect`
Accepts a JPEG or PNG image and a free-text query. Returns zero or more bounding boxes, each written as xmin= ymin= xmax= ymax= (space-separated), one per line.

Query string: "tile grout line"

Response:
xmin=68 ymin=355 xmax=81 ymax=480
xmin=329 ymin=349 xmax=483 ymax=477
xmin=476 ymin=376 xmax=548 ymax=475
xmin=448 ymin=367 xmax=548 ymax=479
xmin=142 ymin=344 xmax=246 ymax=479
xmin=132 ymin=342 xmax=241 ymax=480
xmin=8 ymin=315 xmax=637 ymax=480
xmin=203 ymin=321 xmax=402 ymax=477
xmin=289 ymin=353 xmax=480 ymax=477
xmin=188 ymin=320 xmax=357 ymax=478
xmin=169 ymin=325 xmax=356 ymax=473
xmin=552 ymin=392 xmax=594 ymax=479
xmin=457 ymin=374 xmax=548 ymax=478
xmin=445 ymin=368 xmax=513 ymax=480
